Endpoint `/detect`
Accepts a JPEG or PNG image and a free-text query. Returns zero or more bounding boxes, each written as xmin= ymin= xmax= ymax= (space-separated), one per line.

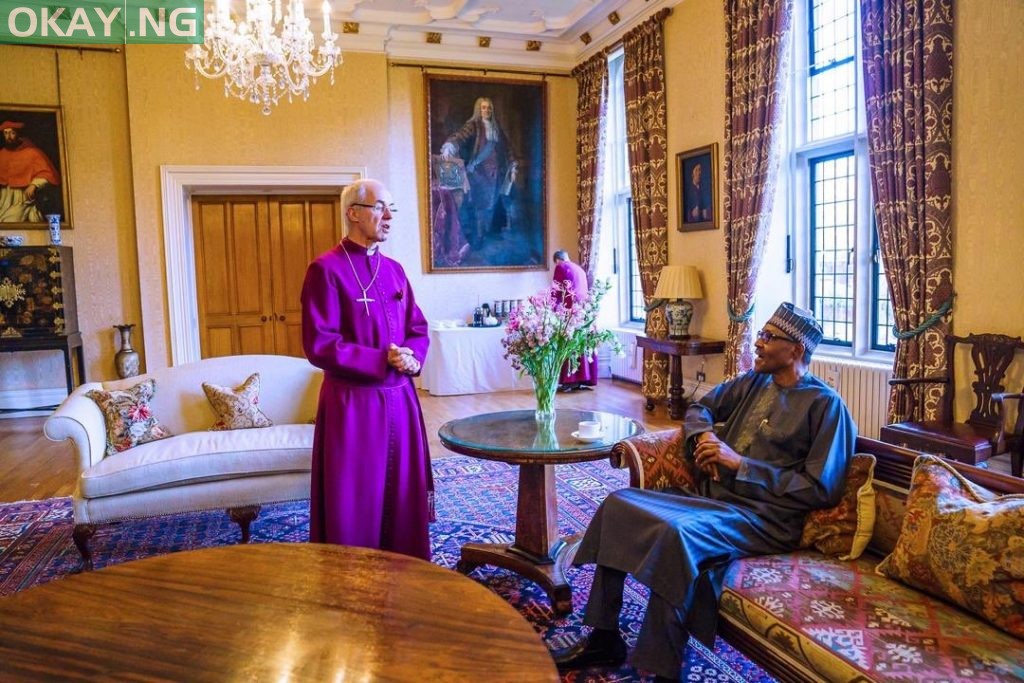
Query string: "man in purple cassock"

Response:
xmin=301 ymin=178 xmax=434 ymax=560
xmin=553 ymin=250 xmax=599 ymax=392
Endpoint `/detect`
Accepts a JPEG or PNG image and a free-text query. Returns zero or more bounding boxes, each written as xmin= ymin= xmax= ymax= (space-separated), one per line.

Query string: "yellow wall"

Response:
xmin=1 ymin=45 xmax=576 ymax=389
xmin=2 ymin=0 xmax=1020 ymax=397
xmin=657 ymin=0 xmax=1024 ymax=387
xmin=0 ymin=46 xmax=139 ymax=391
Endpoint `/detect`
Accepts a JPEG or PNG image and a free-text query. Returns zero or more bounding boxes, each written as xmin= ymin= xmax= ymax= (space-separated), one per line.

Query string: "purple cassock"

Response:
xmin=554 ymin=259 xmax=599 ymax=387
xmin=301 ymin=239 xmax=434 ymax=560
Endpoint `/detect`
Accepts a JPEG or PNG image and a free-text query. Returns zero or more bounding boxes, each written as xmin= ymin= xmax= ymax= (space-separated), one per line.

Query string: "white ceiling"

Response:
xmin=321 ymin=0 xmax=678 ymax=72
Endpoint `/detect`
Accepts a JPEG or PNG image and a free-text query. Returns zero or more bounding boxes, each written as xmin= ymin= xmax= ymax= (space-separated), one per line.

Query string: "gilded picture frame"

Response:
xmin=425 ymin=74 xmax=547 ymax=272
xmin=676 ymin=143 xmax=718 ymax=232
xmin=0 ymin=104 xmax=73 ymax=231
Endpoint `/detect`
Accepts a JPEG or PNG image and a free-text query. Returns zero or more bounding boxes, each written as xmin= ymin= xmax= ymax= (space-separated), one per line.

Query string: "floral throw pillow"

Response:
xmin=876 ymin=454 xmax=1024 ymax=639
xmin=86 ymin=379 xmax=172 ymax=457
xmin=799 ymin=453 xmax=877 ymax=560
xmin=202 ymin=372 xmax=273 ymax=431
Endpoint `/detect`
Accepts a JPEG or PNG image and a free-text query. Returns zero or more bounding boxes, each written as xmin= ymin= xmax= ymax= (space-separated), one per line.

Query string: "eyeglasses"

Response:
xmin=350 ymin=201 xmax=397 ymax=215
xmin=756 ymin=329 xmax=798 ymax=344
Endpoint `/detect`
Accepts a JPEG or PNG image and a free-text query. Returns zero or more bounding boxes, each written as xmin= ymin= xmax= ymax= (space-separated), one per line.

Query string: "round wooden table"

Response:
xmin=439 ymin=409 xmax=643 ymax=615
xmin=0 ymin=543 xmax=558 ymax=682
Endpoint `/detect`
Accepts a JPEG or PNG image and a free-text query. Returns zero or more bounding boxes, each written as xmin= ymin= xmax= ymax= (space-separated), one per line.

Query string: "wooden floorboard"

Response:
xmin=0 ymin=380 xmax=677 ymax=504
xmin=2 ymin=379 xmax=1013 ymax=504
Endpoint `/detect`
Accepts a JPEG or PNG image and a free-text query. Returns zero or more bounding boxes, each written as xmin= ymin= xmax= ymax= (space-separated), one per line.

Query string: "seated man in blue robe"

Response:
xmin=552 ymin=303 xmax=857 ymax=682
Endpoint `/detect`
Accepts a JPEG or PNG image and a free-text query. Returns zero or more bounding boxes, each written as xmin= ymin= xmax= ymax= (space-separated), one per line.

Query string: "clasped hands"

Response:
xmin=693 ymin=432 xmax=743 ymax=482
xmin=388 ymin=343 xmax=420 ymax=376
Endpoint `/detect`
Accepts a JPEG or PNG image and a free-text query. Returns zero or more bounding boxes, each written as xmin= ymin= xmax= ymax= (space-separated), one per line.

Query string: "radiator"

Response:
xmin=809 ymin=359 xmax=892 ymax=439
xmin=609 ymin=330 xmax=643 ymax=383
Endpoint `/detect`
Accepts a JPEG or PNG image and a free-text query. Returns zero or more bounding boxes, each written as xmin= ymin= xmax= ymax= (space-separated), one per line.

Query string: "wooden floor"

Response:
xmin=0 ymin=380 xmax=677 ymax=504
xmin=3 ymin=379 xmax=1014 ymax=504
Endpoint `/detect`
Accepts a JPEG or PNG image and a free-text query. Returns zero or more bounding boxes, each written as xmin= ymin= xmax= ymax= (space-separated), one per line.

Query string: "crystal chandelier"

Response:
xmin=186 ymin=0 xmax=341 ymax=115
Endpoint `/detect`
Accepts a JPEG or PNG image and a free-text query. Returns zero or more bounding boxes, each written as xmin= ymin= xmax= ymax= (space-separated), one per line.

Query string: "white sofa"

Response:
xmin=44 ymin=354 xmax=323 ymax=569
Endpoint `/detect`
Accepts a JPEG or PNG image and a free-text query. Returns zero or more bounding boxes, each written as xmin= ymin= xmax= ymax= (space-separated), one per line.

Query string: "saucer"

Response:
xmin=572 ymin=430 xmax=605 ymax=443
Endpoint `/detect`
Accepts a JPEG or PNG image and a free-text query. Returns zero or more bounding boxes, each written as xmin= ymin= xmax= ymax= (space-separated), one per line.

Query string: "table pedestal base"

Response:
xmin=456 ymin=533 xmax=582 ymax=616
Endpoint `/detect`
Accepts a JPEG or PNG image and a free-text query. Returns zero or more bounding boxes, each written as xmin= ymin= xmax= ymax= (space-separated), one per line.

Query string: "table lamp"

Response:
xmin=652 ymin=265 xmax=704 ymax=339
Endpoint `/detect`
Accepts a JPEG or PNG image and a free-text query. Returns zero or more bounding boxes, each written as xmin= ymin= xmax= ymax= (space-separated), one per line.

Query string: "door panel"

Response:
xmin=193 ymin=197 xmax=274 ymax=358
xmin=194 ymin=194 xmax=341 ymax=359
xmin=269 ymin=196 xmax=341 ymax=358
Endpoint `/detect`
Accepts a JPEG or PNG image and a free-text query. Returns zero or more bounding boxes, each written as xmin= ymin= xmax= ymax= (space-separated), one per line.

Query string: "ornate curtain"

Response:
xmin=861 ymin=0 xmax=954 ymax=422
xmin=722 ymin=0 xmax=793 ymax=376
xmin=572 ymin=53 xmax=609 ymax=283
xmin=624 ymin=9 xmax=671 ymax=403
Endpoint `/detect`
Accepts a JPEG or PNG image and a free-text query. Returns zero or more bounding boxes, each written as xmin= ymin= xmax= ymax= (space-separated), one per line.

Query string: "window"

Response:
xmin=596 ymin=49 xmax=645 ymax=327
xmin=788 ymin=0 xmax=894 ymax=356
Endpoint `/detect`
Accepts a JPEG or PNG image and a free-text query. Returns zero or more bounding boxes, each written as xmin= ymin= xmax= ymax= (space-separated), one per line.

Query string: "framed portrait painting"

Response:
xmin=676 ymin=143 xmax=718 ymax=232
xmin=425 ymin=74 xmax=547 ymax=272
xmin=0 ymin=104 xmax=73 ymax=230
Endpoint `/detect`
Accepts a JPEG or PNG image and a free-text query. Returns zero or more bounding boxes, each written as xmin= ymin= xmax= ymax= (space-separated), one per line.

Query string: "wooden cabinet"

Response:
xmin=0 ymin=245 xmax=78 ymax=338
xmin=191 ymin=195 xmax=341 ymax=359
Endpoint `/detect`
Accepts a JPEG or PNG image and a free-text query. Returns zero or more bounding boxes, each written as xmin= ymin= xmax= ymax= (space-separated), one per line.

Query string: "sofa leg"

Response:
xmin=72 ymin=524 xmax=97 ymax=571
xmin=1012 ymin=448 xmax=1022 ymax=478
xmin=227 ymin=505 xmax=261 ymax=543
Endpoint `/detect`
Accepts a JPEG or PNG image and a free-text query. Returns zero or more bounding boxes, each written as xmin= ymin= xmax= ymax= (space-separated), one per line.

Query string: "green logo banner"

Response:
xmin=0 ymin=0 xmax=204 ymax=44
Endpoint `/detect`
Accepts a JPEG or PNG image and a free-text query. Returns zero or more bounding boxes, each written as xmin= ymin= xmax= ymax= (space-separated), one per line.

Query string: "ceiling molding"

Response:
xmin=314 ymin=0 xmax=682 ymax=71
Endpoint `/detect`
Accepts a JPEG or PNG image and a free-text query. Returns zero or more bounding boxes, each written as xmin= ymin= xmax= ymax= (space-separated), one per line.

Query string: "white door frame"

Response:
xmin=160 ymin=165 xmax=364 ymax=365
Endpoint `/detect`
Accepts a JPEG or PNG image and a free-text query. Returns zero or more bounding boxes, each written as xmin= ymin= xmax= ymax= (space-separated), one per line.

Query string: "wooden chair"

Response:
xmin=879 ymin=332 xmax=1024 ymax=475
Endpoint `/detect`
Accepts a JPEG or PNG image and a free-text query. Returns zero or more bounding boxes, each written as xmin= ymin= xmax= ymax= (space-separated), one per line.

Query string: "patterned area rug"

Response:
xmin=0 ymin=455 xmax=775 ymax=682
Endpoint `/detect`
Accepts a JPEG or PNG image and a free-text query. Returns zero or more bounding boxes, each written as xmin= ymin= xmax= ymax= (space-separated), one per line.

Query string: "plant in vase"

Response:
xmin=501 ymin=279 xmax=621 ymax=421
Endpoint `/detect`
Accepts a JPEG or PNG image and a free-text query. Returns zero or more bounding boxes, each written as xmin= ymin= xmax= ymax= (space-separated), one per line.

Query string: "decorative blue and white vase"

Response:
xmin=46 ymin=214 xmax=62 ymax=245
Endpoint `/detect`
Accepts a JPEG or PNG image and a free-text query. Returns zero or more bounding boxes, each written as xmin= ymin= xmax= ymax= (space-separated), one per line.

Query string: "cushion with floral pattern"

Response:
xmin=799 ymin=452 xmax=876 ymax=560
xmin=876 ymin=454 xmax=1024 ymax=639
xmin=202 ymin=372 xmax=273 ymax=431
xmin=86 ymin=379 xmax=173 ymax=457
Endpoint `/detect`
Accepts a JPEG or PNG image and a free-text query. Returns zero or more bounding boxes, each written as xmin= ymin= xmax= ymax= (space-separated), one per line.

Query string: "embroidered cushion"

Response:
xmin=799 ymin=453 xmax=877 ymax=560
xmin=86 ymin=379 xmax=173 ymax=457
xmin=876 ymin=454 xmax=1024 ymax=639
xmin=202 ymin=372 xmax=273 ymax=431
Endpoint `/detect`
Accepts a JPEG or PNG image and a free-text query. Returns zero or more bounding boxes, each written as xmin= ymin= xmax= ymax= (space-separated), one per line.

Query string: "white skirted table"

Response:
xmin=419 ymin=325 xmax=533 ymax=396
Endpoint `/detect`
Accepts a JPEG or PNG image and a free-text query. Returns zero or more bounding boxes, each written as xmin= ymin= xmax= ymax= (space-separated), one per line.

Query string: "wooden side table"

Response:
xmin=635 ymin=335 xmax=726 ymax=419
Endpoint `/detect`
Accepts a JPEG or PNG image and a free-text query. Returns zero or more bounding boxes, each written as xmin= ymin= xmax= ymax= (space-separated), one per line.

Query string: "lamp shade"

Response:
xmin=653 ymin=265 xmax=703 ymax=300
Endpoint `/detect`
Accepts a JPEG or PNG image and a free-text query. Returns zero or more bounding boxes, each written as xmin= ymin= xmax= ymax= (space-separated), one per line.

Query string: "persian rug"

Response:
xmin=0 ymin=455 xmax=775 ymax=683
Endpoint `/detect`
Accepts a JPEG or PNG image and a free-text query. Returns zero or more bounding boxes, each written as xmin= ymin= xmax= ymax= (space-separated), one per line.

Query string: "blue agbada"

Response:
xmin=573 ymin=370 xmax=856 ymax=647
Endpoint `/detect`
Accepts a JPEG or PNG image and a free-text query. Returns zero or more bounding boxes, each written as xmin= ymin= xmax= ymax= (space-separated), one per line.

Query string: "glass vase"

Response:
xmin=533 ymin=372 xmax=559 ymax=422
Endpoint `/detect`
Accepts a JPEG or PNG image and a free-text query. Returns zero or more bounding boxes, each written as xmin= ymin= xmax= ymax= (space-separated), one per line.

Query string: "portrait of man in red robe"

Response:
xmin=0 ymin=113 xmax=65 ymax=226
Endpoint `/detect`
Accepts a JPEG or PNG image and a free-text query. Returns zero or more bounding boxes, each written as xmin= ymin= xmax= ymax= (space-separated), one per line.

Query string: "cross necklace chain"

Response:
xmin=341 ymin=242 xmax=382 ymax=315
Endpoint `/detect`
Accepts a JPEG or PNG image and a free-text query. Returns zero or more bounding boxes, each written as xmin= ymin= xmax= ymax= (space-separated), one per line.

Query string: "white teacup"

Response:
xmin=578 ymin=420 xmax=602 ymax=439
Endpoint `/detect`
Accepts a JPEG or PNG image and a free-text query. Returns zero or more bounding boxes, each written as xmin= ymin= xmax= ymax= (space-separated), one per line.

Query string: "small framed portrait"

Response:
xmin=676 ymin=143 xmax=718 ymax=232
xmin=0 ymin=104 xmax=73 ymax=230
xmin=425 ymin=74 xmax=547 ymax=272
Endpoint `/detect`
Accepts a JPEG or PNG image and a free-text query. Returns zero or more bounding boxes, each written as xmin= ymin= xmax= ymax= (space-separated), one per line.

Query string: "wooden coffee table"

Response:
xmin=439 ymin=409 xmax=643 ymax=616
xmin=0 ymin=543 xmax=558 ymax=682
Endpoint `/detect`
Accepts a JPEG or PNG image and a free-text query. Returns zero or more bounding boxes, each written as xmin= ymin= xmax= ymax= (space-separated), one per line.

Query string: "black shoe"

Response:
xmin=557 ymin=385 xmax=575 ymax=393
xmin=550 ymin=629 xmax=627 ymax=671
xmin=576 ymin=384 xmax=594 ymax=391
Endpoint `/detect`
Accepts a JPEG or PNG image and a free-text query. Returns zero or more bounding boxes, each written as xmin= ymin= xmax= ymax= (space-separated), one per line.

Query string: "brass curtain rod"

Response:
xmin=2 ymin=43 xmax=122 ymax=53
xmin=389 ymin=62 xmax=572 ymax=79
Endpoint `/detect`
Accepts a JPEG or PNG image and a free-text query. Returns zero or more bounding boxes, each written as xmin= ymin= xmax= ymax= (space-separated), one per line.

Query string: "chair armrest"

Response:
xmin=43 ymin=384 xmax=107 ymax=474
xmin=993 ymin=393 xmax=1024 ymax=447
xmin=610 ymin=428 xmax=697 ymax=491
xmin=889 ymin=375 xmax=950 ymax=387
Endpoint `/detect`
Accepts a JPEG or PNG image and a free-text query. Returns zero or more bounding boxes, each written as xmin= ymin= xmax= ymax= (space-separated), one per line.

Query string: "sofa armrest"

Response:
xmin=610 ymin=428 xmax=697 ymax=491
xmin=44 ymin=384 xmax=107 ymax=474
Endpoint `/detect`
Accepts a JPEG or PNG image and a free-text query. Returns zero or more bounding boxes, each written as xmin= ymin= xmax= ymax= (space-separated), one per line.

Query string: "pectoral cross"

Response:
xmin=357 ymin=290 xmax=374 ymax=316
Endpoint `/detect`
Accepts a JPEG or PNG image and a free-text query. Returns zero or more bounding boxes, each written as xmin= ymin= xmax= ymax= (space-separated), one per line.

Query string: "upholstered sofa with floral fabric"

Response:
xmin=610 ymin=431 xmax=1024 ymax=682
xmin=44 ymin=355 xmax=322 ymax=569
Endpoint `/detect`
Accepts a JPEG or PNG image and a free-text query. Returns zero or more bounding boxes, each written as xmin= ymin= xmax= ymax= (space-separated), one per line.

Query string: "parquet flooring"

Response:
xmin=0 ymin=380 xmax=676 ymax=504
xmin=3 ymin=380 xmax=1012 ymax=505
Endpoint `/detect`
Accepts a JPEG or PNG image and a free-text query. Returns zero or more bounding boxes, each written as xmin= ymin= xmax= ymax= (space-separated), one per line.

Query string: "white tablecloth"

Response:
xmin=418 ymin=326 xmax=532 ymax=396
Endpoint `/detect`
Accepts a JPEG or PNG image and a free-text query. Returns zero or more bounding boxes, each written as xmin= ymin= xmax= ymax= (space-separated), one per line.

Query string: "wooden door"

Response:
xmin=267 ymin=196 xmax=342 ymax=357
xmin=192 ymin=195 xmax=341 ymax=358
